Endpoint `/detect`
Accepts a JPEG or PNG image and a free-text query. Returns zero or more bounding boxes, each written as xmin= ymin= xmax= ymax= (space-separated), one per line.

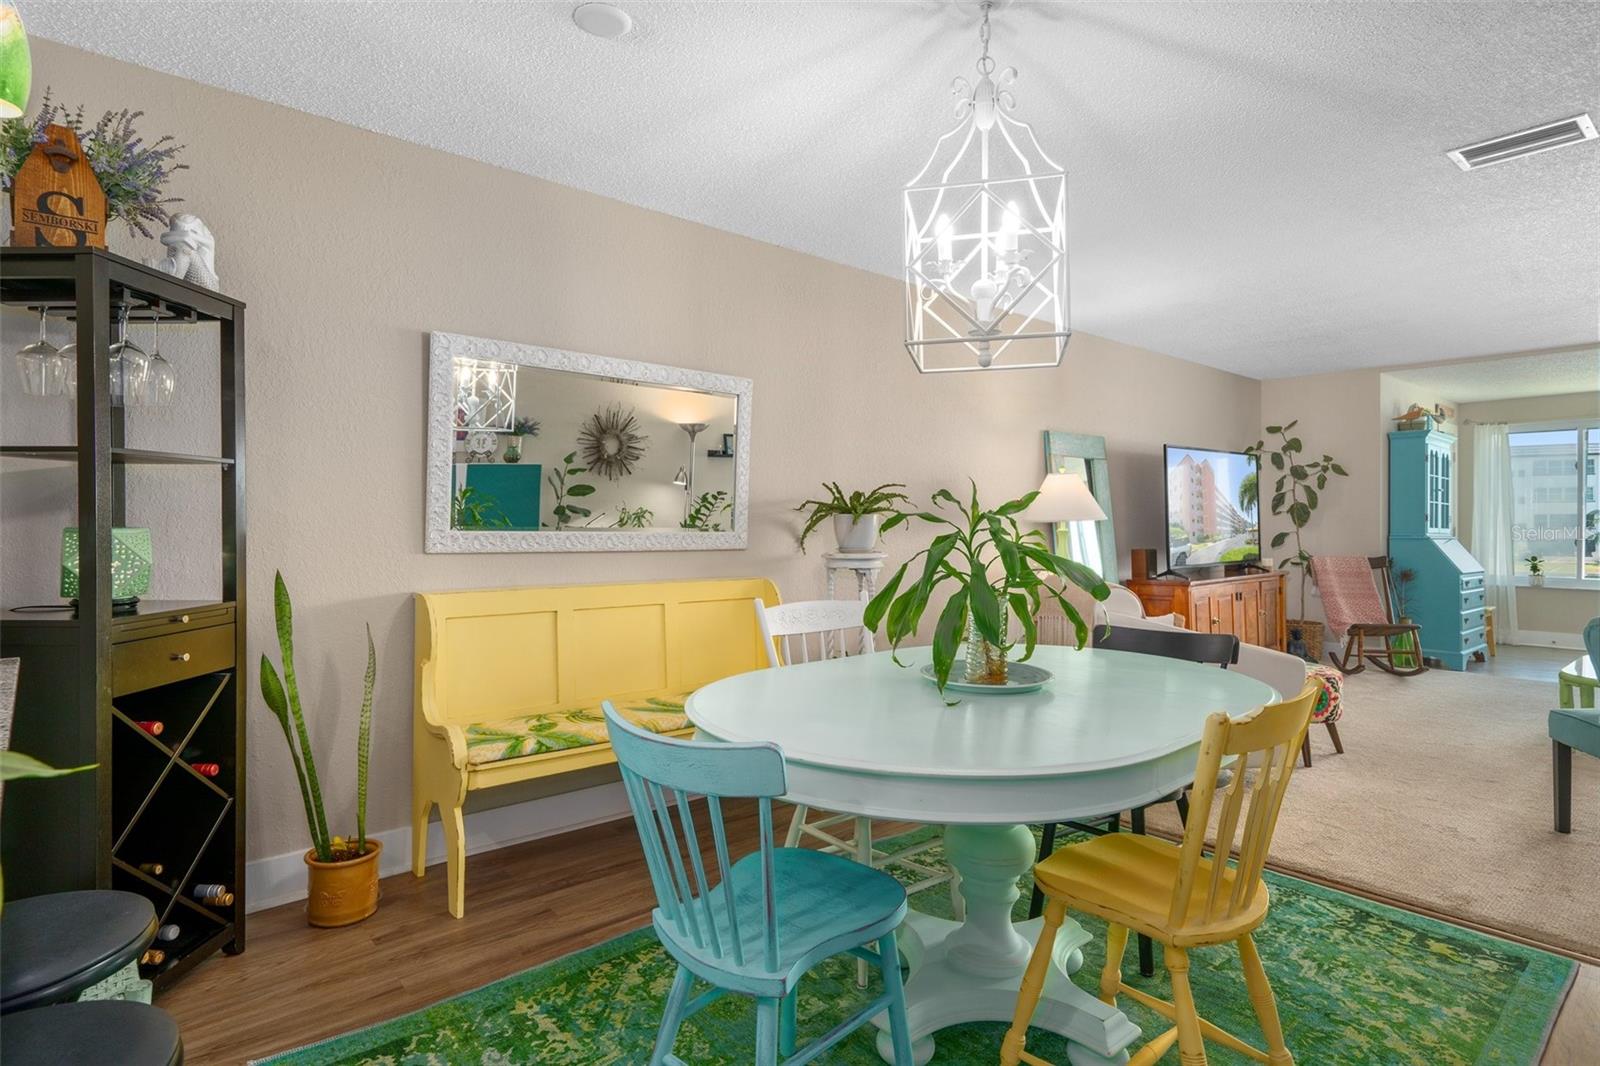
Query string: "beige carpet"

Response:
xmin=1144 ymin=664 xmax=1600 ymax=960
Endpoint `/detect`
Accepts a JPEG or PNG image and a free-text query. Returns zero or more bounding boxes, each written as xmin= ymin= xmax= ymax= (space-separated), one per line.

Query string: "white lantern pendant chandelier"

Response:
xmin=904 ymin=0 xmax=1070 ymax=373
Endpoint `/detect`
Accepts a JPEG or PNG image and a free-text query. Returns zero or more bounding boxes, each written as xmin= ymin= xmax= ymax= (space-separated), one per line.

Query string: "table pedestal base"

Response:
xmin=872 ymin=824 xmax=1140 ymax=1065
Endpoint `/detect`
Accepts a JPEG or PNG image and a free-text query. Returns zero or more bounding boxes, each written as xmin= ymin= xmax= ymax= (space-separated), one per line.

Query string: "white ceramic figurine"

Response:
xmin=146 ymin=213 xmax=219 ymax=290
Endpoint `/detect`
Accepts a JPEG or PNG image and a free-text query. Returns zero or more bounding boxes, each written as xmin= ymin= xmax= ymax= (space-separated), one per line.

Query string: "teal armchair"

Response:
xmin=1550 ymin=618 xmax=1600 ymax=833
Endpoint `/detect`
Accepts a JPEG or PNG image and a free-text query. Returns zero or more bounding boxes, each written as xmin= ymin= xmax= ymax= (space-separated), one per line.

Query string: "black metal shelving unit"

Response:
xmin=0 ymin=247 xmax=246 ymax=990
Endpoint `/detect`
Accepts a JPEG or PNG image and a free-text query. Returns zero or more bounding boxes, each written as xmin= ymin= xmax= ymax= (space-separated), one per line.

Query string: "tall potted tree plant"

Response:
xmin=1245 ymin=422 xmax=1348 ymax=663
xmin=866 ymin=482 xmax=1109 ymax=692
xmin=260 ymin=572 xmax=379 ymax=927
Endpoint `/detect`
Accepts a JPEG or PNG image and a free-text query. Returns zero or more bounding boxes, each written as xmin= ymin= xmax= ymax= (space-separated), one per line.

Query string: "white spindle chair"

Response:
xmin=754 ymin=599 xmax=962 ymax=983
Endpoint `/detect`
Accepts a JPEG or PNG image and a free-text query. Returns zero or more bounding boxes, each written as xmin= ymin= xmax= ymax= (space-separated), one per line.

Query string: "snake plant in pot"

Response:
xmin=866 ymin=482 xmax=1110 ymax=693
xmin=260 ymin=572 xmax=379 ymax=927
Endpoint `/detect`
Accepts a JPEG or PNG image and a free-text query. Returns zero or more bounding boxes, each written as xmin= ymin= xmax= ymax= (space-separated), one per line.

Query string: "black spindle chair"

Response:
xmin=1027 ymin=624 xmax=1241 ymax=977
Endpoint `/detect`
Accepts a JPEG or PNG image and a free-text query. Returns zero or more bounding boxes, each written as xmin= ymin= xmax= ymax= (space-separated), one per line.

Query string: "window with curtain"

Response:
xmin=1509 ymin=422 xmax=1599 ymax=582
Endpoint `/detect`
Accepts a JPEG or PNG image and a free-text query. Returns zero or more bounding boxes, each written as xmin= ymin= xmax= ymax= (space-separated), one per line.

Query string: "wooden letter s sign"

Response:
xmin=10 ymin=124 xmax=108 ymax=248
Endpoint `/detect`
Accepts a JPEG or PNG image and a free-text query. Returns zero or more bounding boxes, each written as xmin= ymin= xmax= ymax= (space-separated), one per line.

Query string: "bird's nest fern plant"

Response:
xmin=795 ymin=482 xmax=912 ymax=553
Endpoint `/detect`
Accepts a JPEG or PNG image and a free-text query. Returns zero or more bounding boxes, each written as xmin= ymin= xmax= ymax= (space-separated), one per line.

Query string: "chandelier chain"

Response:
xmin=977 ymin=1 xmax=995 ymax=75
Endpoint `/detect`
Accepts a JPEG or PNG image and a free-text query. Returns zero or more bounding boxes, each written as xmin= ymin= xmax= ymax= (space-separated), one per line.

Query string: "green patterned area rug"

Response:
xmin=257 ymin=832 xmax=1574 ymax=1066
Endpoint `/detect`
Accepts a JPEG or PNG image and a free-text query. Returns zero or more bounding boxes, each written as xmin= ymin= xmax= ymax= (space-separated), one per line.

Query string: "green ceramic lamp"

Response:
xmin=60 ymin=527 xmax=153 ymax=614
xmin=0 ymin=4 xmax=31 ymax=119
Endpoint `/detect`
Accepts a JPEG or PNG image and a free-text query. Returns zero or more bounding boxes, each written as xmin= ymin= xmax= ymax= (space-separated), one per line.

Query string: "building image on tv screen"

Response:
xmin=1166 ymin=447 xmax=1261 ymax=567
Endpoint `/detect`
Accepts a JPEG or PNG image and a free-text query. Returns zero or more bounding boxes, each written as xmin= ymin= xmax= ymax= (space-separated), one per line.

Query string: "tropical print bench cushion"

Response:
xmin=464 ymin=695 xmax=691 ymax=765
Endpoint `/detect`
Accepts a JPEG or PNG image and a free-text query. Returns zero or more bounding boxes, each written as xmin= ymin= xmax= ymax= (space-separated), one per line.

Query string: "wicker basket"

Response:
xmin=1287 ymin=619 xmax=1325 ymax=664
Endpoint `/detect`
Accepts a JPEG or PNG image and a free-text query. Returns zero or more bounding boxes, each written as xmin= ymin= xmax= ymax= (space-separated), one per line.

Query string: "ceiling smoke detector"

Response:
xmin=1447 ymin=114 xmax=1597 ymax=171
xmin=572 ymin=3 xmax=633 ymax=40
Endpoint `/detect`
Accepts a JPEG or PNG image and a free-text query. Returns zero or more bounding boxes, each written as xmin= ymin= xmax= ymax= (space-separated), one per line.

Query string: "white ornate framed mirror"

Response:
xmin=425 ymin=332 xmax=752 ymax=553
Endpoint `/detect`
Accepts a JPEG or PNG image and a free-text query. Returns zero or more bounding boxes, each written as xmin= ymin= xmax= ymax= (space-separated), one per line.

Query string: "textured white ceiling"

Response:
xmin=1385 ymin=348 xmax=1600 ymax=403
xmin=26 ymin=1 xmax=1600 ymax=378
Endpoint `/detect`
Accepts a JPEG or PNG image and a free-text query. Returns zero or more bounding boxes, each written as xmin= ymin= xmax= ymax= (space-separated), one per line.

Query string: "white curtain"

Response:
xmin=1470 ymin=423 xmax=1519 ymax=636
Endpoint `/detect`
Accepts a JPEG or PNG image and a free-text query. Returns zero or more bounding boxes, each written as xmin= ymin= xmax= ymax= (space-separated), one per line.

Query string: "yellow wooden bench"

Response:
xmin=412 ymin=577 xmax=780 ymax=917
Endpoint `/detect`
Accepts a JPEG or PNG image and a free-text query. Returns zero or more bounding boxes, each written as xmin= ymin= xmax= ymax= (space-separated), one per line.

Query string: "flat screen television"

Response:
xmin=1164 ymin=444 xmax=1261 ymax=570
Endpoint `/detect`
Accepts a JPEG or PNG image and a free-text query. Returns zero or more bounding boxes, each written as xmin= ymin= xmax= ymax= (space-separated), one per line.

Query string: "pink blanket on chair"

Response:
xmin=1315 ymin=556 xmax=1387 ymax=639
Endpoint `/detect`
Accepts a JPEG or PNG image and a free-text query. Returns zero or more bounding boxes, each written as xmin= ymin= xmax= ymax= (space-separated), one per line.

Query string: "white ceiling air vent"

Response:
xmin=1447 ymin=114 xmax=1597 ymax=171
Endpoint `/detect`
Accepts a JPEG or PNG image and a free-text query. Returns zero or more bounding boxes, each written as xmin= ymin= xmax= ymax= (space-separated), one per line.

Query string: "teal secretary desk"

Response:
xmin=1387 ymin=428 xmax=1487 ymax=670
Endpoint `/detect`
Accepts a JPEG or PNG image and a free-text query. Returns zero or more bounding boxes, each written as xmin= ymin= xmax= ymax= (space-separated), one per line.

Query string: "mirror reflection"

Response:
xmin=450 ymin=361 xmax=738 ymax=533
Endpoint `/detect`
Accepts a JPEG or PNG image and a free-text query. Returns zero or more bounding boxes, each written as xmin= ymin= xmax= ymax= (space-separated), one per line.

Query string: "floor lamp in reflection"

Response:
xmin=674 ymin=422 xmax=708 ymax=524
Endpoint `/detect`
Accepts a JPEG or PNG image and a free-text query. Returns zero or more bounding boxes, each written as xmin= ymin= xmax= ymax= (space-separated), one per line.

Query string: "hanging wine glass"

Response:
xmin=40 ymin=313 xmax=71 ymax=397
xmin=142 ymin=311 xmax=176 ymax=406
xmin=108 ymin=304 xmax=150 ymax=406
xmin=14 ymin=307 xmax=57 ymax=396
xmin=58 ymin=336 xmax=77 ymax=400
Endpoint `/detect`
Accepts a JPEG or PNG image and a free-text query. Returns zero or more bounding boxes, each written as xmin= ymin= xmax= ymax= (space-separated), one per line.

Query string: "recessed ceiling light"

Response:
xmin=573 ymin=3 xmax=633 ymax=40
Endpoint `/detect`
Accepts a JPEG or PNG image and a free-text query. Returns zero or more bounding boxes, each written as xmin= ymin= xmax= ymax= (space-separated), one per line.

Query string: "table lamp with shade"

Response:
xmin=1021 ymin=473 xmax=1107 ymax=571
xmin=1023 ymin=473 xmax=1105 ymax=524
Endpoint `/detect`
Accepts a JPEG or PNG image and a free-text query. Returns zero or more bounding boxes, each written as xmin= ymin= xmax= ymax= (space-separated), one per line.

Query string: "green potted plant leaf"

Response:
xmin=1244 ymin=421 xmax=1348 ymax=663
xmin=1526 ymin=555 xmax=1545 ymax=587
xmin=795 ymin=483 xmax=912 ymax=554
xmin=546 ymin=452 xmax=596 ymax=530
xmin=259 ymin=572 xmax=378 ymax=927
xmin=681 ymin=490 xmax=731 ymax=531
xmin=866 ymin=481 xmax=1109 ymax=693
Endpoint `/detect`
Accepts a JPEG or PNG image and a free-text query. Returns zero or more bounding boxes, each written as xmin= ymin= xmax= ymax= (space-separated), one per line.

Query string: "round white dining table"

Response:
xmin=686 ymin=643 xmax=1277 ymax=1066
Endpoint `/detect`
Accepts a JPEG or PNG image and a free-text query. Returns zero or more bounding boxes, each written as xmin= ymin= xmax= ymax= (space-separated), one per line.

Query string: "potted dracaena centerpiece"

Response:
xmin=260 ymin=572 xmax=379 ymax=927
xmin=866 ymin=482 xmax=1109 ymax=692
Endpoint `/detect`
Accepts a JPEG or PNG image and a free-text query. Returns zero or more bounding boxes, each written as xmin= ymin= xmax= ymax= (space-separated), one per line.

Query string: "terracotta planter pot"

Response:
xmin=304 ymin=840 xmax=381 ymax=927
xmin=832 ymin=513 xmax=881 ymax=553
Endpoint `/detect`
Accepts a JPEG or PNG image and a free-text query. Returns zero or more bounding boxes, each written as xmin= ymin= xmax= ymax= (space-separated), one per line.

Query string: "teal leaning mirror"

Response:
xmin=1042 ymin=431 xmax=1118 ymax=582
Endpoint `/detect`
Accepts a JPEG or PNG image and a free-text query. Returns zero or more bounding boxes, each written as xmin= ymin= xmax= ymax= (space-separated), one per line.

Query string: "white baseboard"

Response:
xmin=244 ymin=782 xmax=632 ymax=913
xmin=1506 ymin=630 xmax=1583 ymax=651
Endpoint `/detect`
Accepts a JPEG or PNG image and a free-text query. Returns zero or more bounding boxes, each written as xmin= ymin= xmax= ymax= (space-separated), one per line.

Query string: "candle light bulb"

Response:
xmin=999 ymin=202 xmax=1020 ymax=255
xmin=971 ymin=276 xmax=999 ymax=323
xmin=935 ymin=214 xmax=954 ymax=263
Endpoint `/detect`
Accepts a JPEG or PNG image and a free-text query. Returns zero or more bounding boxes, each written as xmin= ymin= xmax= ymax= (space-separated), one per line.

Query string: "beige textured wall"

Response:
xmin=1458 ymin=392 xmax=1600 ymax=640
xmin=4 ymin=41 xmax=1262 ymax=860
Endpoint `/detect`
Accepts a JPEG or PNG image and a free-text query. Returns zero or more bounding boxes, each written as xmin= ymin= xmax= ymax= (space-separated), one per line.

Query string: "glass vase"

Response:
xmin=964 ymin=611 xmax=1009 ymax=685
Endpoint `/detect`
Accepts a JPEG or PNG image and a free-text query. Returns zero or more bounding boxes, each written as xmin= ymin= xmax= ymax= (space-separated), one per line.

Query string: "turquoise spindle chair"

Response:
xmin=1550 ymin=617 xmax=1600 ymax=833
xmin=603 ymin=703 xmax=915 ymax=1066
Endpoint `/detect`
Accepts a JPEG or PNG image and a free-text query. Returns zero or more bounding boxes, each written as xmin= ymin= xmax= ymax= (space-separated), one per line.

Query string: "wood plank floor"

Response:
xmin=163 ymin=804 xmax=1597 ymax=1064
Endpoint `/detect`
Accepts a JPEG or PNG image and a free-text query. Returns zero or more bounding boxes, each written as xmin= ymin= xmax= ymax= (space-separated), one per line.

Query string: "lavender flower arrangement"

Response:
xmin=2 ymin=88 xmax=187 ymax=238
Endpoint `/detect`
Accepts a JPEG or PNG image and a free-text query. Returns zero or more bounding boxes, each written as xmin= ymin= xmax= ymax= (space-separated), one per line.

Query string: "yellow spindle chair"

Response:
xmin=1001 ymin=681 xmax=1319 ymax=1066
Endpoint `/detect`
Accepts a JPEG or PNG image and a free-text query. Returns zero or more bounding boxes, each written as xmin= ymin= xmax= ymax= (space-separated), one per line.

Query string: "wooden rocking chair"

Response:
xmin=1316 ymin=555 xmax=1427 ymax=676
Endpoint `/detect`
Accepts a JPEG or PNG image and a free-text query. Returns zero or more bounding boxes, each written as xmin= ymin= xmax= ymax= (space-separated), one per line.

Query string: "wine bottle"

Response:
xmin=198 ymin=891 xmax=234 ymax=907
xmin=190 ymin=762 xmax=220 ymax=777
xmin=140 ymin=948 xmax=165 ymax=966
xmin=137 ymin=862 xmax=165 ymax=876
xmin=157 ymin=923 xmax=180 ymax=942
xmin=135 ymin=720 xmax=164 ymax=737
xmin=191 ymin=883 xmax=228 ymax=898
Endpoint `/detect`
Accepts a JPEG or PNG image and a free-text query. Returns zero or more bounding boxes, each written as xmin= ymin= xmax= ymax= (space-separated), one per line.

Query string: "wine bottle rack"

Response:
xmin=0 ymin=248 xmax=246 ymax=991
